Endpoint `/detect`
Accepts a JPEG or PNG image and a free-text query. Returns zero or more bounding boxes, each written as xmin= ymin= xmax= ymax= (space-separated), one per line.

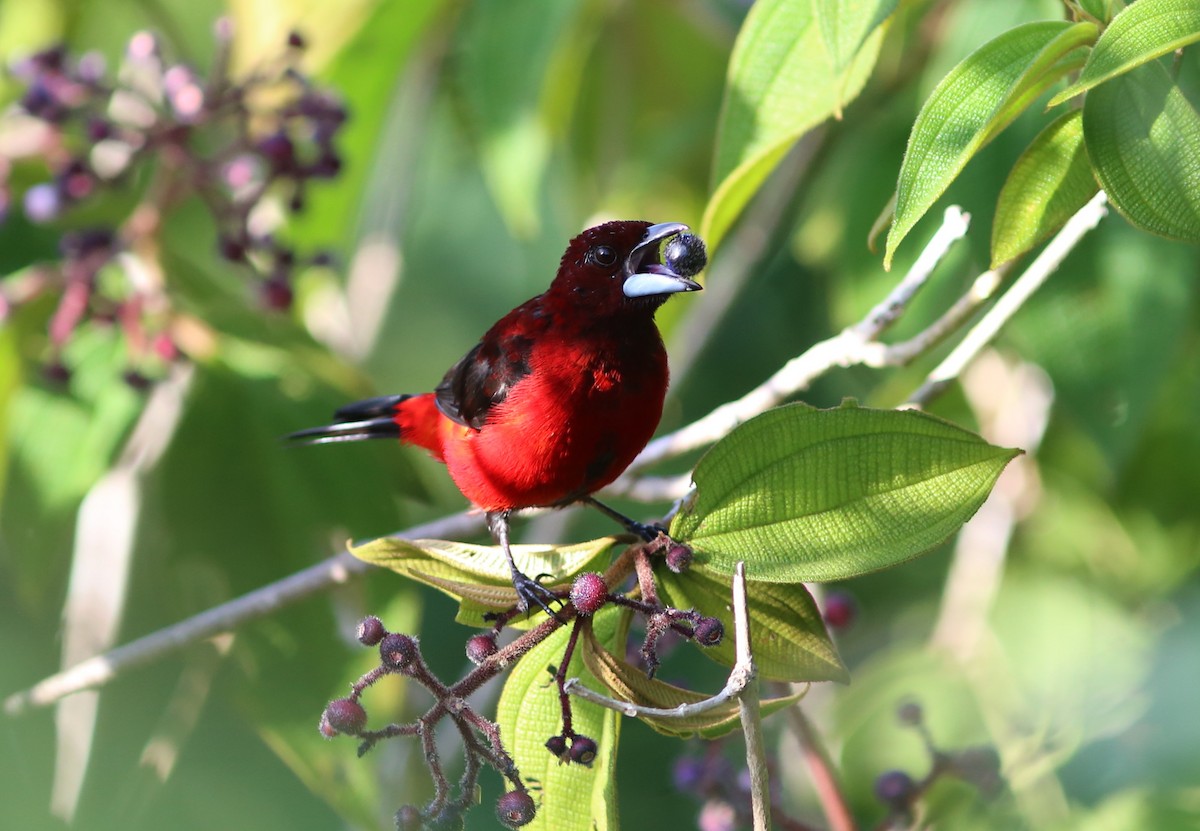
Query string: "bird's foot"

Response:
xmin=627 ymin=519 xmax=668 ymax=543
xmin=512 ymin=570 xmax=566 ymax=621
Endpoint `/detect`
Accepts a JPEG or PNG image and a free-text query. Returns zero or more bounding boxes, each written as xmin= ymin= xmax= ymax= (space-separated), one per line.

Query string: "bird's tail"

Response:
xmin=286 ymin=393 xmax=443 ymax=458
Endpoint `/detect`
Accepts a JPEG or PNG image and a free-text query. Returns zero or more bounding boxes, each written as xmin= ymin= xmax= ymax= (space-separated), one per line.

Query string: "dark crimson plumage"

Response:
xmin=290 ymin=220 xmax=704 ymax=613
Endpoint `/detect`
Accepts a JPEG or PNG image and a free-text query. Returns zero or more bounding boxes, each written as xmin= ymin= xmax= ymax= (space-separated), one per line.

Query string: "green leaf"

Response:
xmin=578 ymin=611 xmax=804 ymax=739
xmin=885 ymin=20 xmax=1098 ymax=268
xmin=497 ymin=609 xmax=622 ymax=831
xmin=702 ymin=0 xmax=884 ymax=254
xmin=1084 ymin=58 xmax=1200 ymax=241
xmin=991 ymin=109 xmax=1099 ymax=266
xmin=658 ymin=568 xmax=848 ymax=683
xmin=1050 ymin=0 xmax=1200 ymax=106
xmin=350 ymin=536 xmax=619 ymax=620
xmin=670 ymin=403 xmax=1020 ymax=582
xmin=814 ymin=0 xmax=898 ymax=71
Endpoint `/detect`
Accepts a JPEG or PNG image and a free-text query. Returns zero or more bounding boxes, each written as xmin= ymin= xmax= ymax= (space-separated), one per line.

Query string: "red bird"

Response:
xmin=290 ymin=221 xmax=705 ymax=614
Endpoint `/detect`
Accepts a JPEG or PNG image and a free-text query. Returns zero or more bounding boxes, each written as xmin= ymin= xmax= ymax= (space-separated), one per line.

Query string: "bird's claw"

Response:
xmin=512 ymin=571 xmax=565 ymax=622
xmin=628 ymin=520 xmax=668 ymax=543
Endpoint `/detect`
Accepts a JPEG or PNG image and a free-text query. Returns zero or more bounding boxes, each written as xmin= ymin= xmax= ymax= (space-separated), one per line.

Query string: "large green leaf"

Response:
xmin=658 ymin=568 xmax=848 ymax=683
xmin=578 ymin=613 xmax=803 ymax=739
xmin=497 ymin=609 xmax=622 ymax=831
xmin=669 ymin=403 xmax=1020 ymax=582
xmin=1084 ymin=59 xmax=1200 ymax=241
xmin=814 ymin=0 xmax=898 ymax=71
xmin=1050 ymin=0 xmax=1200 ymax=105
xmin=885 ymin=20 xmax=1097 ymax=268
xmin=702 ymin=0 xmax=884 ymax=254
xmin=991 ymin=109 xmax=1099 ymax=266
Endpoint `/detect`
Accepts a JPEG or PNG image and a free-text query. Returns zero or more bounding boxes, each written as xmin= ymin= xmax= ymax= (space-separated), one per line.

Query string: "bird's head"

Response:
xmin=550 ymin=220 xmax=706 ymax=315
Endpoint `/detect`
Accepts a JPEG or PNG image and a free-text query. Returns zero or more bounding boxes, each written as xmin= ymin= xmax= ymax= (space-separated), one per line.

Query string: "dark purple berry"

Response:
xmin=568 ymin=735 xmax=598 ymax=767
xmin=257 ymin=131 xmax=296 ymax=173
xmin=664 ymin=233 xmax=707 ymax=278
xmin=545 ymin=734 xmax=568 ymax=759
xmin=42 ymin=360 xmax=71 ymax=386
xmin=259 ymin=276 xmax=293 ymax=311
xmin=287 ymin=30 xmax=307 ymax=50
xmin=308 ymin=151 xmax=342 ymax=179
xmin=495 ymin=790 xmax=536 ymax=828
xmin=357 ymin=615 xmax=386 ymax=645
xmin=569 ymin=572 xmax=608 ymax=616
xmin=394 ymin=804 xmax=422 ymax=831
xmin=874 ymin=769 xmax=916 ymax=809
xmin=822 ymin=591 xmax=857 ymax=630
xmin=320 ymin=697 xmax=367 ymax=737
xmin=665 ymin=542 xmax=693 ymax=573
xmin=465 ymin=633 xmax=498 ymax=665
xmin=897 ymin=700 xmax=923 ymax=726
xmin=693 ymin=617 xmax=724 ymax=647
xmin=379 ymin=632 xmax=418 ymax=671
xmin=218 ymin=235 xmax=247 ymax=262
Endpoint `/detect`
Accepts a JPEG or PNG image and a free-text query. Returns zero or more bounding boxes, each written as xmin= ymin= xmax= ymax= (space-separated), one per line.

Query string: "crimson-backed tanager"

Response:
xmin=290 ymin=221 xmax=706 ymax=614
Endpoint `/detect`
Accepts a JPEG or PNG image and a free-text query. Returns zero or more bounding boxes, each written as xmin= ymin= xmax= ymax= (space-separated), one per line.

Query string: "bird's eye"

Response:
xmin=588 ymin=245 xmax=618 ymax=267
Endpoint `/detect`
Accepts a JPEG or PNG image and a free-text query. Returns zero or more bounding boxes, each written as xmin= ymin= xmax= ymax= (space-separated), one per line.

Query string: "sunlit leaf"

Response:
xmin=703 ymin=0 xmax=884 ymax=254
xmin=814 ymin=0 xmax=898 ymax=71
xmin=658 ymin=568 xmax=846 ymax=682
xmin=992 ymin=109 xmax=1098 ymax=266
xmin=670 ymin=403 xmax=1020 ymax=582
xmin=1050 ymin=0 xmax=1200 ymax=105
xmin=578 ymin=612 xmax=803 ymax=739
xmin=497 ymin=608 xmax=622 ymax=831
xmin=885 ymin=21 xmax=1097 ymax=267
xmin=1084 ymin=59 xmax=1200 ymax=241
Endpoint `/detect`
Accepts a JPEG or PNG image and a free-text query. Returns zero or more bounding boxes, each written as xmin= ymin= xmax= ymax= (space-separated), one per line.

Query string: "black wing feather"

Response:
xmin=435 ymin=330 xmax=536 ymax=430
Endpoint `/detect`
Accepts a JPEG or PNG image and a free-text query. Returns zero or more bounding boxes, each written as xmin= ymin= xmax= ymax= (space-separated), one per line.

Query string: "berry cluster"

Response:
xmin=322 ymin=536 xmax=726 ymax=829
xmin=0 ymin=23 xmax=345 ymax=387
xmin=872 ymin=700 xmax=1004 ymax=827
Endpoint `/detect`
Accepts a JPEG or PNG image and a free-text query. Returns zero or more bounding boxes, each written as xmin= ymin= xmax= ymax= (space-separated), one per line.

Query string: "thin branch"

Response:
xmin=906 ymin=191 xmax=1108 ymax=408
xmin=733 ymin=562 xmax=771 ymax=831
xmin=3 ymin=510 xmax=485 ymax=715
xmin=784 ymin=704 xmax=858 ymax=831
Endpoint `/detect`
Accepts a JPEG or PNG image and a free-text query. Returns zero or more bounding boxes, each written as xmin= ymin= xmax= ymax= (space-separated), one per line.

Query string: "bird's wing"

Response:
xmin=434 ymin=300 xmax=545 ymax=430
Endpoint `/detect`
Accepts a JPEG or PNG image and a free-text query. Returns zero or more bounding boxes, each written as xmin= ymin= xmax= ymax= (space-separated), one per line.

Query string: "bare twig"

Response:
xmin=906 ymin=191 xmax=1108 ymax=408
xmin=733 ymin=562 xmax=771 ymax=831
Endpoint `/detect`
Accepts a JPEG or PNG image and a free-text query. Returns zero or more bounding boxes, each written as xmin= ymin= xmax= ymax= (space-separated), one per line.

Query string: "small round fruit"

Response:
xmin=496 ymin=790 xmax=536 ymax=828
xmin=320 ymin=697 xmax=367 ymax=737
xmin=569 ymin=572 xmax=608 ymax=616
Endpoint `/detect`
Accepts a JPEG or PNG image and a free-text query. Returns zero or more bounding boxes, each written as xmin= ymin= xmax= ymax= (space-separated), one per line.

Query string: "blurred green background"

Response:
xmin=1 ymin=0 xmax=1198 ymax=829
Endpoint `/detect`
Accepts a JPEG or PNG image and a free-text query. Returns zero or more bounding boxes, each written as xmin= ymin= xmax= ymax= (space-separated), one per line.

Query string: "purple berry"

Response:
xmin=495 ymin=790 xmax=536 ymax=828
xmin=379 ymin=632 xmax=418 ymax=671
xmin=356 ymin=615 xmax=386 ymax=646
xmin=545 ymin=734 xmax=568 ymax=760
xmin=320 ymin=697 xmax=367 ymax=737
xmin=568 ymin=735 xmax=598 ymax=767
xmin=42 ymin=360 xmax=71 ymax=385
xmin=569 ymin=572 xmax=608 ymax=616
xmin=665 ymin=542 xmax=693 ymax=573
xmin=874 ymin=769 xmax=916 ymax=809
xmin=465 ymin=633 xmax=498 ymax=665
xmin=259 ymin=276 xmax=294 ymax=311
xmin=822 ymin=591 xmax=857 ymax=630
xmin=664 ymin=233 xmax=707 ymax=278
xmin=693 ymin=617 xmax=724 ymax=647
xmin=671 ymin=755 xmax=705 ymax=792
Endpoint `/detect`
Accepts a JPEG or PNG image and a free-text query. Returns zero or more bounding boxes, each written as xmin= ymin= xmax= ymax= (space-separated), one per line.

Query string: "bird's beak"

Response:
xmin=622 ymin=222 xmax=704 ymax=298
